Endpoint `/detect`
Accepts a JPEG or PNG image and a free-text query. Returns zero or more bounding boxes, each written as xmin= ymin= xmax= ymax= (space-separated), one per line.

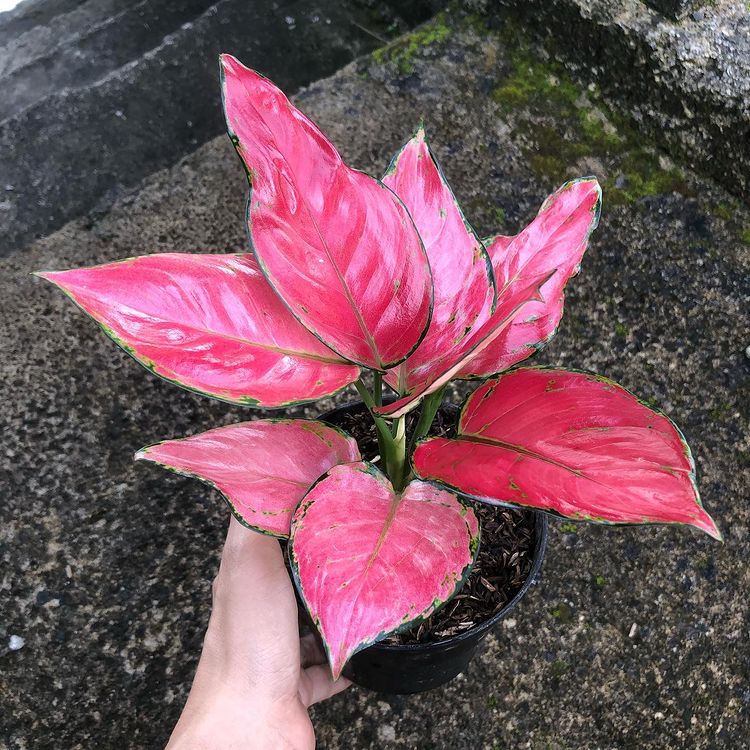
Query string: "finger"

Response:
xmin=221 ymin=516 xmax=284 ymax=577
xmin=299 ymin=664 xmax=352 ymax=707
xmin=205 ymin=517 xmax=300 ymax=679
xmin=300 ymin=633 xmax=326 ymax=669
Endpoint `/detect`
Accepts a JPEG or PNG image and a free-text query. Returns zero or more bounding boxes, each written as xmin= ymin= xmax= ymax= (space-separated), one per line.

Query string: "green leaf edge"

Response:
xmin=219 ymin=56 xmax=435 ymax=373
xmin=288 ymin=461 xmax=481 ymax=676
xmin=135 ymin=418 xmax=362 ymax=540
xmin=33 ymin=264 xmax=360 ymax=409
xmin=456 ymin=175 xmax=602 ymax=381
xmin=382 ymin=122 xmax=498 ymax=317
xmin=375 ymin=268 xmax=555 ymax=417
xmin=415 ymin=365 xmax=722 ymax=541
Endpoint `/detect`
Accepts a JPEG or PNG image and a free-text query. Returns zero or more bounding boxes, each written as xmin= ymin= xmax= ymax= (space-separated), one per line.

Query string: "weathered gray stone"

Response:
xmin=0 ymin=0 xmax=215 ymax=120
xmin=2 ymin=9 xmax=748 ymax=749
xmin=0 ymin=0 xmax=91 ymax=48
xmin=0 ymin=0 xmax=133 ymax=76
xmin=479 ymin=0 xmax=750 ymax=205
xmin=644 ymin=0 xmax=702 ymax=20
xmin=0 ymin=0 xmax=440 ymax=255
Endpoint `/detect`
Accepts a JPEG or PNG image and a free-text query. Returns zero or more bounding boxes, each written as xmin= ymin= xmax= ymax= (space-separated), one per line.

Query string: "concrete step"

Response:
xmin=0 ymin=0 xmax=83 ymax=43
xmin=0 ymin=0 xmax=441 ymax=255
xmin=0 ymin=0 xmax=216 ymax=121
xmin=0 ymin=0 xmax=129 ymax=71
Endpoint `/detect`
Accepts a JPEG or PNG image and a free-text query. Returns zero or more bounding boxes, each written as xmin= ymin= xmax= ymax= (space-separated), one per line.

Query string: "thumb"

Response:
xmin=299 ymin=664 xmax=351 ymax=707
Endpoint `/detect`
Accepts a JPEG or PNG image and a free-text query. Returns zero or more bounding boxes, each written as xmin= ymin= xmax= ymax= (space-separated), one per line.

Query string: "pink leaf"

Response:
xmin=381 ymin=128 xmax=496 ymax=395
xmin=136 ymin=420 xmax=360 ymax=538
xmin=413 ymin=368 xmax=721 ymax=540
xmin=375 ymin=268 xmax=553 ymax=418
xmin=36 ymin=254 xmax=359 ymax=407
xmin=221 ymin=55 xmax=433 ymax=371
xmin=457 ymin=177 xmax=601 ymax=378
xmin=375 ymin=177 xmax=600 ymax=418
xmin=290 ymin=462 xmax=480 ymax=678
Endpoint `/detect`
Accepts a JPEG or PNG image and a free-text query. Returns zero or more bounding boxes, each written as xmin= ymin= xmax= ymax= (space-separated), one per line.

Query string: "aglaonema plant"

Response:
xmin=37 ymin=54 xmax=721 ymax=680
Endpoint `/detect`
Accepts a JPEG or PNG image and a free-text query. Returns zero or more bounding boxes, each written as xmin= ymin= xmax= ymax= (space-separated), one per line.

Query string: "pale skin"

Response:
xmin=167 ymin=517 xmax=350 ymax=749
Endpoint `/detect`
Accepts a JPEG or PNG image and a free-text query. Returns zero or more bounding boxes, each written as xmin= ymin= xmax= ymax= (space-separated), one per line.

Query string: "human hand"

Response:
xmin=166 ymin=516 xmax=350 ymax=749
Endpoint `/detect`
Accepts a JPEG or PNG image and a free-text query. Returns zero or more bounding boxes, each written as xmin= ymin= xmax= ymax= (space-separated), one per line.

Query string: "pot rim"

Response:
xmin=317 ymin=397 xmax=549 ymax=654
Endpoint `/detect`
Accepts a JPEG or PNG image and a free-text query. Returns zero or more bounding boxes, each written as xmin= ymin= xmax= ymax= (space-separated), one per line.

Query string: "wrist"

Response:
xmin=167 ymin=687 xmax=313 ymax=750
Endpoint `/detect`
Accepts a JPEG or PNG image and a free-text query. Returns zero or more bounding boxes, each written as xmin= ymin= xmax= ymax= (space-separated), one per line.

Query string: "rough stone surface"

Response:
xmin=479 ymin=0 xmax=750 ymax=205
xmin=0 ymin=0 xmax=118 ymax=50
xmin=0 ymin=0 xmax=440 ymax=254
xmin=0 ymin=0 xmax=214 ymax=120
xmin=644 ymin=0 xmax=702 ymax=20
xmin=2 ymin=9 xmax=749 ymax=749
xmin=0 ymin=0 xmax=157 ymax=79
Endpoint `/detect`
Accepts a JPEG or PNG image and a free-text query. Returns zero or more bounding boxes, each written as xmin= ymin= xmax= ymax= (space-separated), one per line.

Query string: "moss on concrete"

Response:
xmin=490 ymin=206 xmax=506 ymax=227
xmin=489 ymin=28 xmax=689 ymax=204
xmin=713 ymin=203 xmax=734 ymax=221
xmin=550 ymin=603 xmax=574 ymax=623
xmin=372 ymin=13 xmax=451 ymax=75
xmin=700 ymin=196 xmax=750 ymax=247
xmin=374 ymin=10 xmax=747 ymax=246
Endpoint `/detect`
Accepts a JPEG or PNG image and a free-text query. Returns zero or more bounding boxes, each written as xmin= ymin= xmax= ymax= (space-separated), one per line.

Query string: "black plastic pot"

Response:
xmin=296 ymin=398 xmax=549 ymax=695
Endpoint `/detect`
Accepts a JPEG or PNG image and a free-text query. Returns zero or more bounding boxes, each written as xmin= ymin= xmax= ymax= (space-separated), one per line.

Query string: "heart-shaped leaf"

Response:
xmin=37 ymin=254 xmax=359 ymax=407
xmin=290 ymin=462 xmax=480 ymax=678
xmin=221 ymin=55 xmax=433 ymax=371
xmin=136 ymin=420 xmax=360 ymax=537
xmin=381 ymin=128 xmax=496 ymax=395
xmin=413 ymin=368 xmax=721 ymax=539
xmin=457 ymin=177 xmax=601 ymax=378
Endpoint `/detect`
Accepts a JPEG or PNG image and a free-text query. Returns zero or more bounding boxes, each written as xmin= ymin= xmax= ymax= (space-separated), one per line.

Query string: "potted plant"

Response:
xmin=36 ymin=55 xmax=720 ymax=695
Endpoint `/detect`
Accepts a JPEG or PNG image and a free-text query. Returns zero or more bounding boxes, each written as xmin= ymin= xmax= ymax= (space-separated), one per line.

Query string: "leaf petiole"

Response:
xmin=373 ymin=372 xmax=383 ymax=407
xmin=355 ymin=378 xmax=397 ymax=479
xmin=408 ymin=386 xmax=446 ymax=455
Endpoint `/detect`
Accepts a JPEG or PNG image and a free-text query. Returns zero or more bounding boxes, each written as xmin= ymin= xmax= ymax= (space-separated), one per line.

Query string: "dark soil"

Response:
xmin=321 ymin=400 xmax=537 ymax=645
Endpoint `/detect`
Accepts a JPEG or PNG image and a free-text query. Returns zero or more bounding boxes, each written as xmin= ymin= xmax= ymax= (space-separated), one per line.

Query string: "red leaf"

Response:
xmin=457 ymin=177 xmax=601 ymax=378
xmin=382 ymin=128 xmax=496 ymax=395
xmin=290 ymin=462 xmax=480 ymax=678
xmin=414 ymin=369 xmax=720 ymax=539
xmin=376 ymin=177 xmax=600 ymax=418
xmin=37 ymin=254 xmax=359 ymax=407
xmin=136 ymin=420 xmax=360 ymax=538
xmin=375 ymin=269 xmax=553 ymax=418
xmin=221 ymin=55 xmax=433 ymax=371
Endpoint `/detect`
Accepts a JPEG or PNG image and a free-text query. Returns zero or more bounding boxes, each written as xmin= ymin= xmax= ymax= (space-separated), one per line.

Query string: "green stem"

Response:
xmin=407 ymin=387 xmax=446 ymax=455
xmin=355 ymin=378 xmax=396 ymax=477
xmin=390 ymin=416 xmax=407 ymax=491
xmin=372 ymin=373 xmax=386 ymax=468
xmin=373 ymin=372 xmax=383 ymax=407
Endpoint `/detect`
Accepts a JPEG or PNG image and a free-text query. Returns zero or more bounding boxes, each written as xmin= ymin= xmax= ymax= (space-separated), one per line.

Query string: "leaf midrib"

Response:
xmin=90 ymin=296 xmax=348 ymax=366
xmin=236 ymin=77 xmax=384 ymax=368
xmin=456 ymin=433 xmax=586 ymax=477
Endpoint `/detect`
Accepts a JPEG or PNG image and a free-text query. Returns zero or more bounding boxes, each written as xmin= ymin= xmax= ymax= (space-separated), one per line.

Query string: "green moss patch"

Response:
xmin=372 ymin=14 xmax=451 ymax=75
xmin=550 ymin=659 xmax=570 ymax=677
xmin=489 ymin=31 xmax=689 ymax=204
xmin=550 ymin=602 xmax=574 ymax=623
